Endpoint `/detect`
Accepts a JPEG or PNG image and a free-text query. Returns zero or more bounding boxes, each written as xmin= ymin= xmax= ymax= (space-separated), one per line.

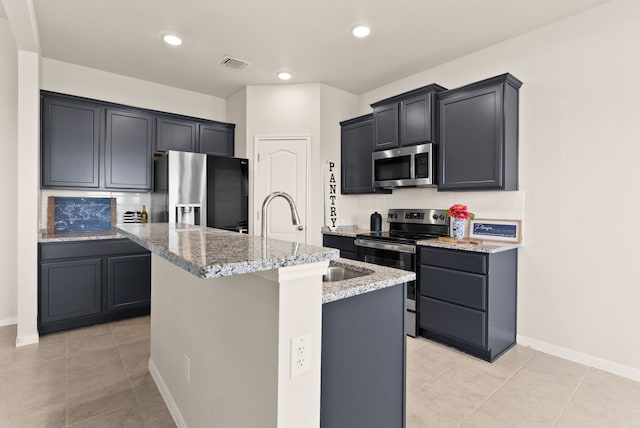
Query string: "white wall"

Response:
xmin=319 ymin=84 xmax=359 ymax=228
xmin=0 ymin=17 xmax=18 ymax=326
xmin=15 ymin=49 xmax=40 ymax=345
xmin=246 ymin=84 xmax=322 ymax=244
xmin=350 ymin=0 xmax=640 ymax=377
xmin=227 ymin=87 xmax=247 ymax=158
xmin=243 ymin=84 xmax=360 ymax=246
xmin=42 ymin=58 xmax=227 ymax=121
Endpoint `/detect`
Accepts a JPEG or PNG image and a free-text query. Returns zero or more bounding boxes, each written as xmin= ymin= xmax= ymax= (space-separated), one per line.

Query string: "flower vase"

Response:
xmin=452 ymin=218 xmax=465 ymax=240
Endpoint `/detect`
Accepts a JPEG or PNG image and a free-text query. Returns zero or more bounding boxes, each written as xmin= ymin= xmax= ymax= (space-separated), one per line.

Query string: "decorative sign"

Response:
xmin=469 ymin=219 xmax=522 ymax=243
xmin=324 ymin=160 xmax=338 ymax=230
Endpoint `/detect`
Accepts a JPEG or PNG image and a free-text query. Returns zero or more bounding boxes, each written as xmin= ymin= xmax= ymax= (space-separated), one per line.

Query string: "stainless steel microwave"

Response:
xmin=372 ymin=143 xmax=435 ymax=188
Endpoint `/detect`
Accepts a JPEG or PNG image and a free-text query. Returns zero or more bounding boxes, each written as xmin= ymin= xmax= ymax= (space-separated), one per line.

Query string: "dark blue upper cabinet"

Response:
xmin=438 ymin=73 xmax=522 ymax=191
xmin=41 ymin=91 xmax=237 ymax=192
xmin=372 ymin=103 xmax=399 ymax=151
xmin=198 ymin=122 xmax=235 ymax=156
xmin=41 ymin=97 xmax=101 ymax=188
xmin=340 ymin=114 xmax=391 ymax=195
xmin=372 ymin=84 xmax=447 ymax=151
xmin=104 ymin=108 xmax=154 ymax=190
xmin=155 ymin=114 xmax=197 ymax=153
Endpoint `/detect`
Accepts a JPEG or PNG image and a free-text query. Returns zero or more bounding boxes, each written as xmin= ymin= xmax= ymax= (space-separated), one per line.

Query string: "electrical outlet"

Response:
xmin=290 ymin=335 xmax=311 ymax=378
xmin=184 ymin=354 xmax=191 ymax=384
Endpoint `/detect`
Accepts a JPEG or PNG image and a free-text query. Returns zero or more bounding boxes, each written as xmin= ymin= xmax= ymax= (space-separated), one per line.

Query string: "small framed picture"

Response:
xmin=469 ymin=219 xmax=522 ymax=243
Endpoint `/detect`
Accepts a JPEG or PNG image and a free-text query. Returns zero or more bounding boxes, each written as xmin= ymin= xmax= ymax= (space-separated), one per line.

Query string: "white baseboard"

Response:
xmin=517 ymin=335 xmax=640 ymax=382
xmin=0 ymin=317 xmax=17 ymax=327
xmin=15 ymin=333 xmax=39 ymax=347
xmin=148 ymin=358 xmax=188 ymax=428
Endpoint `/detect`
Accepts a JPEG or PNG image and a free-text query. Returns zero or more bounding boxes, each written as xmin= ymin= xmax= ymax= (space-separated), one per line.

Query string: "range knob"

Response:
xmin=432 ymin=214 xmax=438 ymax=220
xmin=439 ymin=215 xmax=445 ymax=220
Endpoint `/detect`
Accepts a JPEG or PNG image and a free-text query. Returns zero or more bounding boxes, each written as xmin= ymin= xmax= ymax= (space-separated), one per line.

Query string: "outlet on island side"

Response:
xmin=290 ymin=335 xmax=311 ymax=378
xmin=184 ymin=354 xmax=191 ymax=384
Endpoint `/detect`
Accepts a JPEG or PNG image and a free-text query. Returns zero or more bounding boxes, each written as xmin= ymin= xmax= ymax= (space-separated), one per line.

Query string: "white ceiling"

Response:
xmin=32 ymin=0 xmax=609 ymax=98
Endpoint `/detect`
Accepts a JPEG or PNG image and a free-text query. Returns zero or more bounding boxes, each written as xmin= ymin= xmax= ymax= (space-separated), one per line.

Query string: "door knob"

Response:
xmin=298 ymin=225 xmax=304 ymax=231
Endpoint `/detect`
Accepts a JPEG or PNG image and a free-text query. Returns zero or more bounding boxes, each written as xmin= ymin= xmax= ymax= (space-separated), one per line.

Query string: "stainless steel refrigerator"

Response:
xmin=151 ymin=150 xmax=249 ymax=232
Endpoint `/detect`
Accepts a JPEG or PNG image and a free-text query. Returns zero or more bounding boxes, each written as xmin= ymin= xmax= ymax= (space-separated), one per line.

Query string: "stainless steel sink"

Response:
xmin=323 ymin=265 xmax=371 ymax=282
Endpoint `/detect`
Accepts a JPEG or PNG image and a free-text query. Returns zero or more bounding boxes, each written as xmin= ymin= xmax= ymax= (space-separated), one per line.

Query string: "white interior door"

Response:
xmin=255 ymin=136 xmax=309 ymax=243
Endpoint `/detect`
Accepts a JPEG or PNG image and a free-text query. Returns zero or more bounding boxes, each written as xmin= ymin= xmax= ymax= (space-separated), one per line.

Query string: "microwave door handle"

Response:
xmin=410 ymin=153 xmax=415 ymax=179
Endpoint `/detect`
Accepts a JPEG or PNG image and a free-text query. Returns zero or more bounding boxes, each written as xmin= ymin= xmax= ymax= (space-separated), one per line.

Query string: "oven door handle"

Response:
xmin=354 ymin=239 xmax=416 ymax=254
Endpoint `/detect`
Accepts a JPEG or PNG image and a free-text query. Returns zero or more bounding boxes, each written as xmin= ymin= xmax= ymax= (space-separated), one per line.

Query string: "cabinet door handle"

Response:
xmin=297 ymin=225 xmax=304 ymax=231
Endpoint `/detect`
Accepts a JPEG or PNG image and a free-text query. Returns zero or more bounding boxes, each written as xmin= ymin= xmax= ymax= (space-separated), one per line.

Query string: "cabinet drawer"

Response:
xmin=419 ymin=247 xmax=486 ymax=274
xmin=419 ymin=297 xmax=486 ymax=348
xmin=420 ymin=265 xmax=486 ymax=310
xmin=40 ymin=239 xmax=148 ymax=261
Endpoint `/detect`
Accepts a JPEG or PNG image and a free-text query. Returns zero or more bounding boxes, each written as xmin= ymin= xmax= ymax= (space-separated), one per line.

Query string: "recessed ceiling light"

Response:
xmin=277 ymin=71 xmax=292 ymax=81
xmin=162 ymin=34 xmax=182 ymax=46
xmin=351 ymin=25 xmax=371 ymax=38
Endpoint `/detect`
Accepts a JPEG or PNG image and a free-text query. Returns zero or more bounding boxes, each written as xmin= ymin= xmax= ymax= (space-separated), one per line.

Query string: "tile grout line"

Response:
xmin=113 ymin=321 xmax=152 ymax=428
xmin=407 ymin=343 xmax=466 ymax=394
xmin=66 ymin=404 xmax=139 ymax=428
xmin=454 ymin=350 xmax=539 ymax=428
xmin=550 ymin=366 xmax=591 ymax=428
xmin=65 ymin=324 xmax=137 ymax=427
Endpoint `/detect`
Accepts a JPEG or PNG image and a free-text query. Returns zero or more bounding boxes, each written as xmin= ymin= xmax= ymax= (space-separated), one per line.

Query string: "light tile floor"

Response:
xmin=406 ymin=336 xmax=640 ymax=427
xmin=0 ymin=317 xmax=175 ymax=428
xmin=1 ymin=318 xmax=640 ymax=427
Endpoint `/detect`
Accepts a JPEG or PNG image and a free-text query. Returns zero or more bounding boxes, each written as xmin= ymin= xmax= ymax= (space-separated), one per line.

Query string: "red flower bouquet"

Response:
xmin=447 ymin=204 xmax=475 ymax=221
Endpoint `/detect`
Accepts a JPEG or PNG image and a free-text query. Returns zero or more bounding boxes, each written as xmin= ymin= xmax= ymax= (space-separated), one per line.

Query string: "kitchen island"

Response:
xmin=117 ymin=223 xmax=414 ymax=428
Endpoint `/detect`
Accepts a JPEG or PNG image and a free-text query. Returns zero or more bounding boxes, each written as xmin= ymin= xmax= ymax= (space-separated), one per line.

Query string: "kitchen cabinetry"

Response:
xmin=321 ymin=283 xmax=406 ymax=428
xmin=417 ymin=246 xmax=517 ymax=361
xmin=437 ymin=73 xmax=522 ymax=191
xmin=155 ymin=116 xmax=235 ymax=156
xmin=155 ymin=114 xmax=198 ymax=153
xmin=41 ymin=96 xmax=101 ymax=189
xmin=340 ymin=114 xmax=391 ymax=195
xmin=39 ymin=239 xmax=151 ymax=334
xmin=199 ymin=122 xmax=235 ymax=156
xmin=371 ymin=84 xmax=446 ymax=151
xmin=322 ymin=234 xmax=358 ymax=260
xmin=41 ymin=91 xmax=236 ymax=191
xmin=104 ymin=108 xmax=154 ymax=190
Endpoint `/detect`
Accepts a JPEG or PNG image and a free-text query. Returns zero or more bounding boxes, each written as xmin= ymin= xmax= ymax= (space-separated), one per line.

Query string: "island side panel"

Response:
xmin=149 ymin=254 xmax=329 ymax=428
xmin=320 ymin=283 xmax=407 ymax=428
xmin=149 ymin=254 xmax=280 ymax=428
xmin=255 ymin=262 xmax=327 ymax=428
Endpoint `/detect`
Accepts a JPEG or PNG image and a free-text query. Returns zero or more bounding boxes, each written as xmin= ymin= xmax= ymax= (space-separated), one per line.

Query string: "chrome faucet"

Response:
xmin=261 ymin=191 xmax=302 ymax=238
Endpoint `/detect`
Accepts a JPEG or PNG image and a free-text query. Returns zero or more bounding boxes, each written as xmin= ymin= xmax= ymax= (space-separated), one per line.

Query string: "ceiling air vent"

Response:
xmin=219 ymin=55 xmax=252 ymax=70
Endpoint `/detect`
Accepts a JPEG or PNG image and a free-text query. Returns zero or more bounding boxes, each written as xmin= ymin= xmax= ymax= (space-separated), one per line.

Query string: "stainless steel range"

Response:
xmin=355 ymin=209 xmax=450 ymax=337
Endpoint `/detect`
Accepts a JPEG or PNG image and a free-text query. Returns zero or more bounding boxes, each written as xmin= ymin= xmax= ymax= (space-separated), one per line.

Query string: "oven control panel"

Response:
xmin=387 ymin=209 xmax=448 ymax=225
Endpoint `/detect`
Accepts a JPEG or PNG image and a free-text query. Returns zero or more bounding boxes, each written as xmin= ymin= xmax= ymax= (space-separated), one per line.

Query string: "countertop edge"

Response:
xmin=322 ymin=258 xmax=416 ymax=304
xmin=38 ymin=230 xmax=125 ymax=243
xmin=117 ymin=226 xmax=339 ymax=279
xmin=417 ymin=239 xmax=520 ymax=253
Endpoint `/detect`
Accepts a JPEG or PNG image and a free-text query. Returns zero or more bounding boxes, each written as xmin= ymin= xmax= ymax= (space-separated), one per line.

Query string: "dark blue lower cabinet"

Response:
xmin=108 ymin=254 xmax=151 ymax=312
xmin=418 ymin=247 xmax=517 ymax=362
xmin=322 ymin=234 xmax=358 ymax=261
xmin=321 ymin=283 xmax=406 ymax=428
xmin=38 ymin=239 xmax=151 ymax=334
xmin=40 ymin=258 xmax=103 ymax=324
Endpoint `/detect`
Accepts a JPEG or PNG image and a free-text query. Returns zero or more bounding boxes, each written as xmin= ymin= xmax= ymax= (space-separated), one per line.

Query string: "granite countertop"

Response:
xmin=321 ymin=225 xmax=371 ymax=238
xmin=418 ymin=238 xmax=520 ymax=253
xmin=322 ymin=258 xmax=415 ymax=304
xmin=38 ymin=229 xmax=125 ymax=243
xmin=117 ymin=223 xmax=339 ymax=279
